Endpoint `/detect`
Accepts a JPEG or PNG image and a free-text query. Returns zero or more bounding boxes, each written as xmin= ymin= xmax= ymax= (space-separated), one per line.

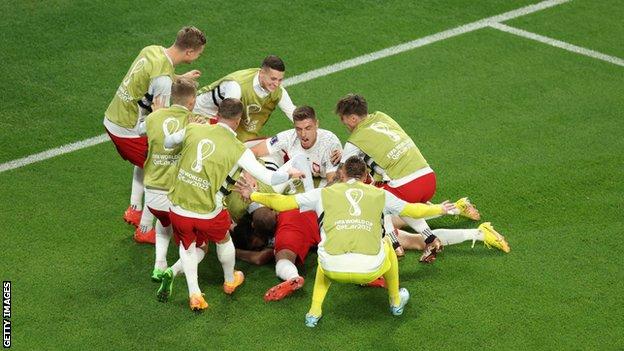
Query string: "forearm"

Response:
xmin=235 ymin=248 xmax=274 ymax=265
xmin=250 ymin=192 xmax=299 ymax=212
xmin=399 ymin=203 xmax=444 ymax=219
xmin=239 ymin=149 xmax=289 ymax=185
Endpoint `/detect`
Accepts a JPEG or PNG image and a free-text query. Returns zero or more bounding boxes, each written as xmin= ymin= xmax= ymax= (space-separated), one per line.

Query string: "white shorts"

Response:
xmin=144 ymin=188 xmax=170 ymax=212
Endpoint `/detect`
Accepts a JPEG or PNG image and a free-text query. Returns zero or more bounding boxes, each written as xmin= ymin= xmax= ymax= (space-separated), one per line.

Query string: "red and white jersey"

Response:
xmin=265 ymin=128 xmax=342 ymax=179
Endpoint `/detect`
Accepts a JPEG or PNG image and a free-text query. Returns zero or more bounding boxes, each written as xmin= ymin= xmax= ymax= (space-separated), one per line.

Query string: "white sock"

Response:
xmin=275 ymin=259 xmax=299 ymax=281
xmin=400 ymin=217 xmax=431 ymax=233
xmin=432 ymin=229 xmax=483 ymax=246
xmin=216 ymin=239 xmax=236 ymax=283
xmin=179 ymin=242 xmax=200 ymax=295
xmin=139 ymin=203 xmax=155 ymax=232
xmin=171 ymin=246 xmax=205 ymax=277
xmin=154 ymin=221 xmax=171 ymax=270
xmin=130 ymin=166 xmax=144 ymax=208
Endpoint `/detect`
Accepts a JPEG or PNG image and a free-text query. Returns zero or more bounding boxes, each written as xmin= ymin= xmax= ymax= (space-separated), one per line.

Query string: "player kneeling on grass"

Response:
xmin=156 ymin=98 xmax=304 ymax=311
xmin=138 ymin=77 xmax=201 ymax=279
xmin=236 ymin=156 xmax=456 ymax=327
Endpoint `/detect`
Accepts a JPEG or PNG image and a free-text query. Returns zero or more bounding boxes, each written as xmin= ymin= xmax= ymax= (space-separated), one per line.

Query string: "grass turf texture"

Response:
xmin=1 ymin=0 xmax=623 ymax=349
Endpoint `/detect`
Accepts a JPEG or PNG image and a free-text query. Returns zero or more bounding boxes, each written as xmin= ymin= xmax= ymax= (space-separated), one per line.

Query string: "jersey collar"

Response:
xmin=217 ymin=122 xmax=237 ymax=136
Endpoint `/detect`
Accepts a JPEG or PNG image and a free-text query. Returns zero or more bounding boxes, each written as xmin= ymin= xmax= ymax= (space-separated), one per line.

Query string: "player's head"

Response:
xmin=217 ymin=98 xmax=244 ymax=129
xmin=335 ymin=94 xmax=368 ymax=133
xmin=231 ymin=209 xmax=276 ymax=251
xmin=173 ymin=26 xmax=206 ymax=64
xmin=258 ymin=55 xmax=285 ymax=92
xmin=293 ymin=105 xmax=319 ymax=149
xmin=171 ymin=77 xmax=198 ymax=110
xmin=343 ymin=156 xmax=367 ymax=181
xmin=251 ymin=207 xmax=277 ymax=243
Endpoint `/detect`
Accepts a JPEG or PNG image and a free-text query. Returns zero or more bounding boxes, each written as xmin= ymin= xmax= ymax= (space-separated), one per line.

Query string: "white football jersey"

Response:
xmin=266 ymin=128 xmax=342 ymax=179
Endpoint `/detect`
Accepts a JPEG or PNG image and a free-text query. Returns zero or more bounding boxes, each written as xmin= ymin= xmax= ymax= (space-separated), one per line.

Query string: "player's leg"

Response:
xmin=381 ymin=239 xmax=410 ymax=315
xmin=205 ymin=211 xmax=244 ymax=295
xmin=152 ymin=220 xmax=171 ymax=280
xmin=124 ymin=166 xmax=144 ymax=226
xmin=157 ymin=244 xmax=208 ymax=303
xmin=134 ymin=205 xmax=156 ymax=244
xmin=306 ymin=265 xmax=332 ymax=327
xmin=168 ymin=212 xmax=207 ymax=310
xmin=265 ymin=249 xmax=305 ymax=302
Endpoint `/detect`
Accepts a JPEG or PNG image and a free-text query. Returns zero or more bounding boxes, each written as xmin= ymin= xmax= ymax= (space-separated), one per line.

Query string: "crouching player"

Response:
xmin=158 ymin=98 xmax=304 ymax=311
xmin=138 ymin=77 xmax=199 ymax=279
xmin=236 ymin=156 xmax=456 ymax=327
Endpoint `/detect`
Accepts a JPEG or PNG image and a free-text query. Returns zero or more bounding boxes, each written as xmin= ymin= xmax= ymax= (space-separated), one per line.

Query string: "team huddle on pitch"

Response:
xmin=103 ymin=26 xmax=511 ymax=327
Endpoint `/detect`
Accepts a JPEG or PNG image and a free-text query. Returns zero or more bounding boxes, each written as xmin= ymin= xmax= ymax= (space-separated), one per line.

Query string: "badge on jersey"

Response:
xmin=269 ymin=136 xmax=279 ymax=146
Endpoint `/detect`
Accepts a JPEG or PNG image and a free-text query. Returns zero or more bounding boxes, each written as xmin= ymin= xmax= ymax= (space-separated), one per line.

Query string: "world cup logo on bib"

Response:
xmin=162 ymin=118 xmax=181 ymax=150
xmin=369 ymin=122 xmax=401 ymax=142
xmin=191 ymin=139 xmax=216 ymax=172
xmin=345 ymin=188 xmax=364 ymax=216
xmin=123 ymin=58 xmax=147 ymax=87
xmin=244 ymin=104 xmax=262 ymax=131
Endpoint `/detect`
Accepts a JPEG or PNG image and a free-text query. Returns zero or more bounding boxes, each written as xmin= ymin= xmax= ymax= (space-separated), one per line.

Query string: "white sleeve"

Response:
xmin=220 ymin=80 xmax=242 ymax=99
xmin=164 ymin=128 xmax=186 ymax=148
xmin=383 ymin=190 xmax=407 ymax=215
xmin=325 ymin=134 xmax=344 ymax=174
xmin=277 ymin=88 xmax=295 ymax=121
xmin=137 ymin=121 xmax=147 ymax=136
xmin=265 ymin=130 xmax=291 ymax=154
xmin=340 ymin=142 xmax=364 ymax=163
xmin=238 ymin=149 xmax=289 ymax=185
xmin=295 ymin=188 xmax=322 ymax=212
xmin=149 ymin=76 xmax=173 ymax=107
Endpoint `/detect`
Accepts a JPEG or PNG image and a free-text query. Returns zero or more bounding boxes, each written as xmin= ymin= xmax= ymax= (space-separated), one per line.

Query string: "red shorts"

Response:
xmin=274 ymin=210 xmax=320 ymax=265
xmin=105 ymin=128 xmax=148 ymax=168
xmin=381 ymin=172 xmax=437 ymax=203
xmin=169 ymin=210 xmax=231 ymax=250
xmin=148 ymin=206 xmax=171 ymax=227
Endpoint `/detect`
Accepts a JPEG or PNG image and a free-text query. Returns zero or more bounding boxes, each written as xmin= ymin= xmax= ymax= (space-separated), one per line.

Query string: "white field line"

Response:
xmin=0 ymin=0 xmax=570 ymax=174
xmin=490 ymin=22 xmax=624 ymax=67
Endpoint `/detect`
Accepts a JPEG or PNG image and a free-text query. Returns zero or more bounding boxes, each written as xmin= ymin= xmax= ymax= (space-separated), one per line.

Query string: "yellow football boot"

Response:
xmin=454 ymin=197 xmax=481 ymax=221
xmin=223 ymin=271 xmax=245 ymax=295
xmin=189 ymin=293 xmax=208 ymax=311
xmin=479 ymin=222 xmax=510 ymax=253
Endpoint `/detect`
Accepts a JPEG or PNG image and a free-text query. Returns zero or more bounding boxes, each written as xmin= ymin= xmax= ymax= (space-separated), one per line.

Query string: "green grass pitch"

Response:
xmin=1 ymin=1 xmax=623 ymax=349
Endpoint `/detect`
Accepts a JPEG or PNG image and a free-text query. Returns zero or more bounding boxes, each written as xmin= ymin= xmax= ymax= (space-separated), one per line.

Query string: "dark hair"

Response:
xmin=230 ymin=210 xmax=275 ymax=250
xmin=174 ymin=26 xmax=206 ymax=50
xmin=218 ymin=98 xmax=243 ymax=119
xmin=292 ymin=105 xmax=316 ymax=122
xmin=335 ymin=94 xmax=368 ymax=117
xmin=252 ymin=207 xmax=277 ymax=239
xmin=170 ymin=77 xmax=197 ymax=105
xmin=261 ymin=55 xmax=285 ymax=72
xmin=344 ymin=156 xmax=367 ymax=179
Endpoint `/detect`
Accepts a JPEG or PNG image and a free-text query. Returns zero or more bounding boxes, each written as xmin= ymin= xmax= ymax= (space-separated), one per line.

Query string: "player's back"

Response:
xmin=106 ymin=45 xmax=175 ymax=129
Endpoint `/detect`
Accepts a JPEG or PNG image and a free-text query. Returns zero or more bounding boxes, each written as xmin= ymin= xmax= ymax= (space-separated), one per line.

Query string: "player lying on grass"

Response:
xmin=194 ymin=55 xmax=296 ymax=142
xmin=335 ymin=93 xmax=484 ymax=259
xmin=235 ymin=156 xmax=456 ymax=327
xmin=104 ymin=26 xmax=206 ymax=244
xmin=155 ymin=98 xmax=304 ymax=311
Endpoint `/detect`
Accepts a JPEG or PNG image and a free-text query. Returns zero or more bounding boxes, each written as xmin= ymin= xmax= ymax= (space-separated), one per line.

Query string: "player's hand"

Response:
xmin=234 ymin=177 xmax=257 ymax=200
xmin=241 ymin=171 xmax=258 ymax=189
xmin=181 ymin=69 xmax=201 ymax=80
xmin=420 ymin=236 xmax=443 ymax=264
xmin=188 ymin=114 xmax=208 ymax=124
xmin=152 ymin=95 xmax=165 ymax=111
xmin=330 ymin=149 xmax=342 ymax=166
xmin=439 ymin=200 xmax=456 ymax=215
xmin=287 ymin=168 xmax=305 ymax=179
